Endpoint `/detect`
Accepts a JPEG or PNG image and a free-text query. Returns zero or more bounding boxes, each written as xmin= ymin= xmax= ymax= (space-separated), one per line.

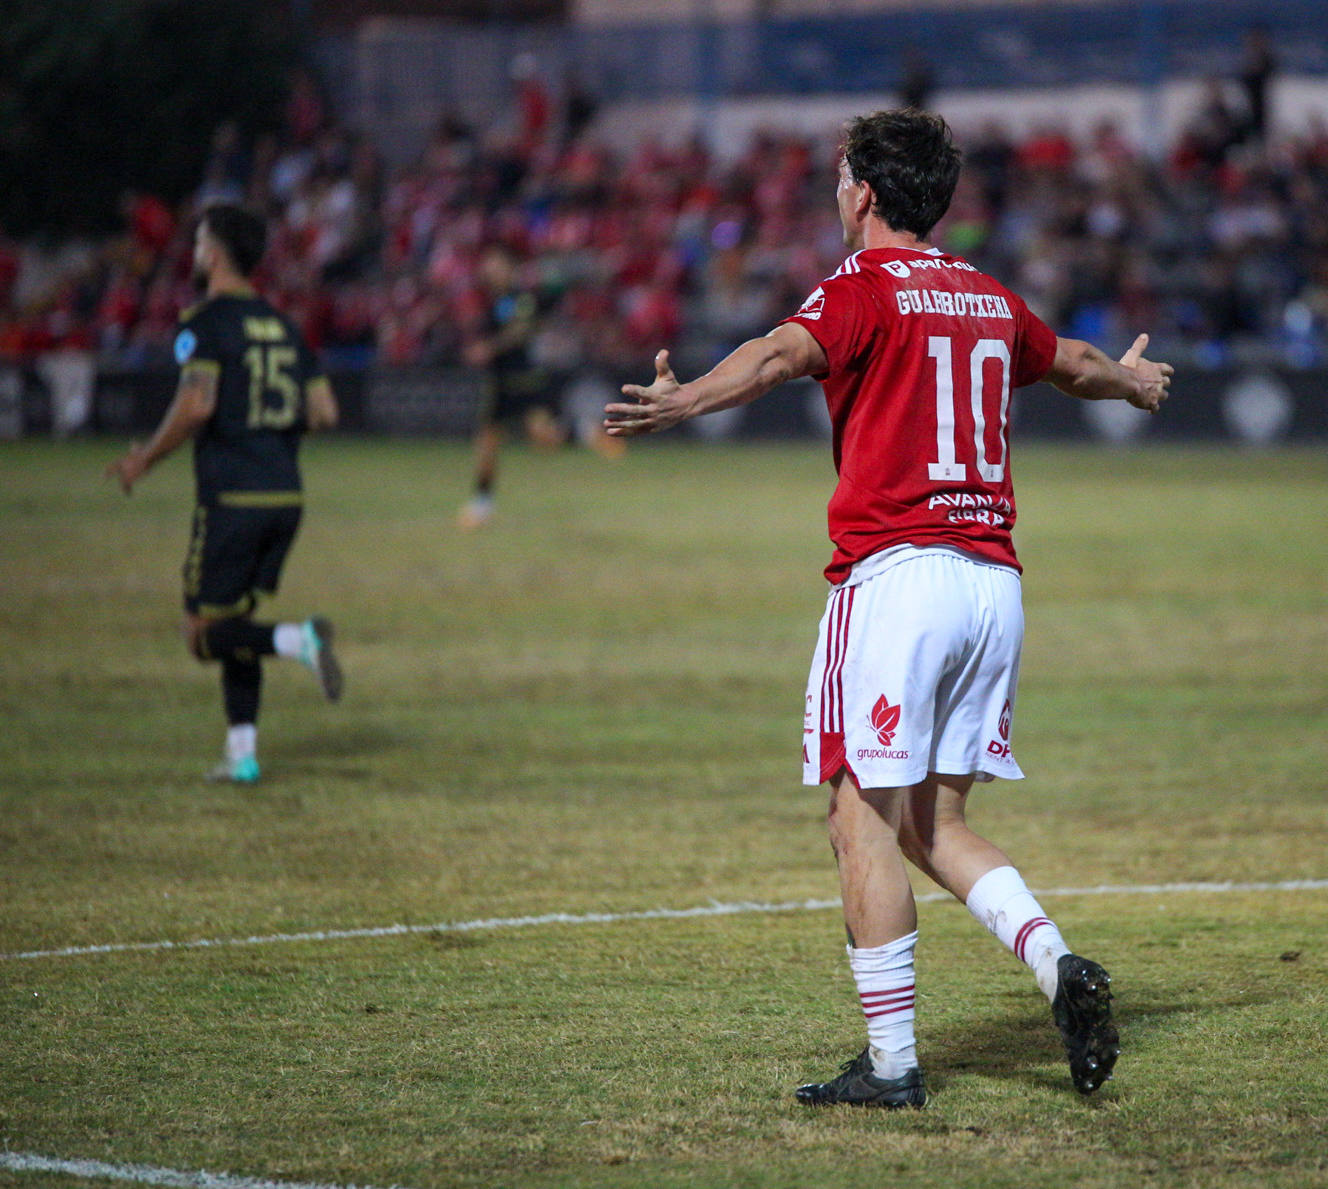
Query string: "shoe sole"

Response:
xmin=310 ymin=617 xmax=343 ymax=702
xmin=796 ymin=1086 xmax=926 ymax=1109
xmin=1054 ymin=956 xmax=1119 ymax=1094
xmin=205 ymin=764 xmax=260 ymax=784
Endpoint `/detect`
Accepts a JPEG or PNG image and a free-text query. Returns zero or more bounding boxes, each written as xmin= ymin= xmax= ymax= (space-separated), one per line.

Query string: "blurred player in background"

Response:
xmin=456 ymin=243 xmax=564 ymax=530
xmin=606 ymin=109 xmax=1171 ymax=1107
xmin=107 ymin=203 xmax=342 ymax=784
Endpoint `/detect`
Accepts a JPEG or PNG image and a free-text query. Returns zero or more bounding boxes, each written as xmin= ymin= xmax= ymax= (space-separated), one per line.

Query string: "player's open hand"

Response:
xmin=1119 ymin=333 xmax=1173 ymax=413
xmin=105 ymin=444 xmax=148 ymax=494
xmin=604 ymin=349 xmax=692 ymax=436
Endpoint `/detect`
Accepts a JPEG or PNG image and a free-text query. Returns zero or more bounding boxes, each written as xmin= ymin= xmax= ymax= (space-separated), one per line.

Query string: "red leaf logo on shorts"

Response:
xmin=870 ymin=695 xmax=901 ymax=746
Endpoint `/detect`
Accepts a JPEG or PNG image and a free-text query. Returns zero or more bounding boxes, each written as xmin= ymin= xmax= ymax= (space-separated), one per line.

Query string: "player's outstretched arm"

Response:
xmin=1046 ymin=332 xmax=1173 ymax=412
xmin=105 ymin=366 xmax=217 ymax=494
xmin=604 ymin=322 xmax=828 ymax=437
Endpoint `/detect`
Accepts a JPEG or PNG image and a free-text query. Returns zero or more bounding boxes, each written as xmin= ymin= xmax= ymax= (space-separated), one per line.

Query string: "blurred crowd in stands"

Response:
xmin=4 ymin=55 xmax=1328 ymax=381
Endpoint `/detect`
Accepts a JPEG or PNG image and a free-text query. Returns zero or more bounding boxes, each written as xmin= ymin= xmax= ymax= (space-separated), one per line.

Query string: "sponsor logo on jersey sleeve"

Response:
xmin=796 ymin=286 xmax=826 ymax=320
xmin=173 ymin=328 xmax=197 ymax=365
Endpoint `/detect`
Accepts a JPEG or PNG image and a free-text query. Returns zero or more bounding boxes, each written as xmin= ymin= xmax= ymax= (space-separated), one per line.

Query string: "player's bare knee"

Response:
xmin=828 ymin=778 xmax=906 ymax=859
xmin=931 ymin=806 xmax=974 ymax=852
xmin=896 ymin=823 xmax=931 ymax=870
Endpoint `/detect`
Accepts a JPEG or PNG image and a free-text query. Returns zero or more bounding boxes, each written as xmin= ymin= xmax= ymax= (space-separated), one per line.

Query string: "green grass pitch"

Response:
xmin=1 ymin=435 xmax=1326 ymax=1189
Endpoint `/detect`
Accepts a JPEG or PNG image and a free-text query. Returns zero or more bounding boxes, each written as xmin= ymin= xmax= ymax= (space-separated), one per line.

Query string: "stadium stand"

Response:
xmin=2 ymin=3 xmax=1327 ymax=438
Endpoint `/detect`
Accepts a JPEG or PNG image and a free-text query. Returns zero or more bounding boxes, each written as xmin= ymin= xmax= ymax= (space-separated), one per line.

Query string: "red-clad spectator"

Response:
xmin=94 ymin=269 xmax=141 ymax=351
xmin=0 ymin=238 xmax=18 ymax=307
xmin=1018 ymin=124 xmax=1076 ymax=173
xmin=127 ymin=274 xmax=185 ymax=353
xmin=511 ymin=55 xmax=552 ymax=160
xmin=286 ymin=67 xmax=327 ymax=147
xmin=126 ymin=193 xmax=176 ymax=255
xmin=0 ymin=316 xmax=27 ymax=359
xmin=327 ymin=282 xmax=381 ymax=350
xmin=620 ymin=279 xmax=681 ymax=349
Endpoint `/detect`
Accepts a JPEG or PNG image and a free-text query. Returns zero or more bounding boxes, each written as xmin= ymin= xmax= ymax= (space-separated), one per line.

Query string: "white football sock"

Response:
xmin=273 ymin=623 xmax=304 ymax=659
xmin=966 ymin=865 xmax=1069 ymax=1001
xmin=848 ymin=931 xmax=919 ymax=1079
xmin=226 ymin=724 xmax=257 ymax=763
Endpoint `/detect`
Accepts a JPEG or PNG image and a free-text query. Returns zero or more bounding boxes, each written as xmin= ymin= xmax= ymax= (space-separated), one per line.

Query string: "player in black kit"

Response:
xmin=456 ymin=244 xmax=564 ymax=529
xmin=107 ymin=204 xmax=341 ymax=783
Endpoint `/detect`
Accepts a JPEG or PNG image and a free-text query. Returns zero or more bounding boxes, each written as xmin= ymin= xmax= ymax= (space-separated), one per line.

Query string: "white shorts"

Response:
xmin=802 ymin=546 xmax=1025 ymax=788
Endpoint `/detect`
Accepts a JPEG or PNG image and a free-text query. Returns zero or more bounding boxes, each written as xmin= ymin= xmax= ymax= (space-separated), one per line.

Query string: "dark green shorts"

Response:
xmin=183 ymin=500 xmax=302 ymax=617
xmin=482 ymin=368 xmax=557 ymax=426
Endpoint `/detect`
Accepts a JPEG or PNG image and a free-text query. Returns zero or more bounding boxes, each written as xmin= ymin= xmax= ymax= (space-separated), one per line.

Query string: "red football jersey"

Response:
xmin=781 ymin=246 xmax=1058 ymax=583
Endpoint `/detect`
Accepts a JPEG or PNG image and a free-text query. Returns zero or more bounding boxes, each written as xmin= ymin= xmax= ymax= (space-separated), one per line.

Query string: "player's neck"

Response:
xmin=207 ymin=268 xmax=256 ymax=300
xmin=859 ymin=222 xmax=932 ymax=253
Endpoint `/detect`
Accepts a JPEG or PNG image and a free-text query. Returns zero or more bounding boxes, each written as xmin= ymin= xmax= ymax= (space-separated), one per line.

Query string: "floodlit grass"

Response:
xmin=1 ymin=435 xmax=1326 ymax=1189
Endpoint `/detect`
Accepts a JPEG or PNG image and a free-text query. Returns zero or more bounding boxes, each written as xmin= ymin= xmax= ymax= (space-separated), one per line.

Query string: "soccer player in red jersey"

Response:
xmin=605 ymin=109 xmax=1171 ymax=1106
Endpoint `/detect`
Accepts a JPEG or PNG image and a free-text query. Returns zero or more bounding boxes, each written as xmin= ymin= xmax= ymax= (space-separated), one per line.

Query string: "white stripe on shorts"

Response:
xmin=821 ymin=585 xmax=854 ymax=735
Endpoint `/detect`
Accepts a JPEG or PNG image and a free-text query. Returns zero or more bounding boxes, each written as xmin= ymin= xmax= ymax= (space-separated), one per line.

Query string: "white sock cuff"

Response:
xmin=226 ymin=724 xmax=257 ymax=762
xmin=965 ymin=865 xmax=1028 ymax=923
xmin=273 ymin=622 xmax=303 ymax=659
xmin=847 ymin=930 xmax=919 ymax=973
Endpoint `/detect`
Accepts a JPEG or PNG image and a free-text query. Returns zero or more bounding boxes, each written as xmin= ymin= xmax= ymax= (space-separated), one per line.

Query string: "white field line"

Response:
xmin=7 ymin=882 xmax=1327 ymax=1189
xmin=3 ymin=879 xmax=1327 ymax=964
xmin=0 ymin=1150 xmax=410 ymax=1189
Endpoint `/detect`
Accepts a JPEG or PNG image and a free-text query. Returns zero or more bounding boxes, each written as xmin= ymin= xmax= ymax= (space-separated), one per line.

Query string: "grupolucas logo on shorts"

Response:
xmin=870 ymin=695 xmax=901 ymax=746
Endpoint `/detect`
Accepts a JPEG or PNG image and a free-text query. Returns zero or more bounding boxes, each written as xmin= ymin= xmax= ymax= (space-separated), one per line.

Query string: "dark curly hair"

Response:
xmin=842 ymin=109 xmax=962 ymax=239
xmin=200 ymin=203 xmax=268 ymax=278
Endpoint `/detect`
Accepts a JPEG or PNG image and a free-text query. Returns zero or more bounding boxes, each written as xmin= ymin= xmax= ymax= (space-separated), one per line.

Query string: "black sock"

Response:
xmin=204 ymin=617 xmax=277 ymax=664
xmin=221 ymin=657 xmax=262 ymax=726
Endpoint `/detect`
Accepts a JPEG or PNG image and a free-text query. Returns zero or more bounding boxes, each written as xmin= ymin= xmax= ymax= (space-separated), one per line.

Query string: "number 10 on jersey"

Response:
xmin=927 ymin=335 xmax=1012 ymax=484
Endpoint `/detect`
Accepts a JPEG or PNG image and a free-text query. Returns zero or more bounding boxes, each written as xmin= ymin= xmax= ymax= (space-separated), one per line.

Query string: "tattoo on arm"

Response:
xmin=178 ymin=365 xmax=219 ymax=411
